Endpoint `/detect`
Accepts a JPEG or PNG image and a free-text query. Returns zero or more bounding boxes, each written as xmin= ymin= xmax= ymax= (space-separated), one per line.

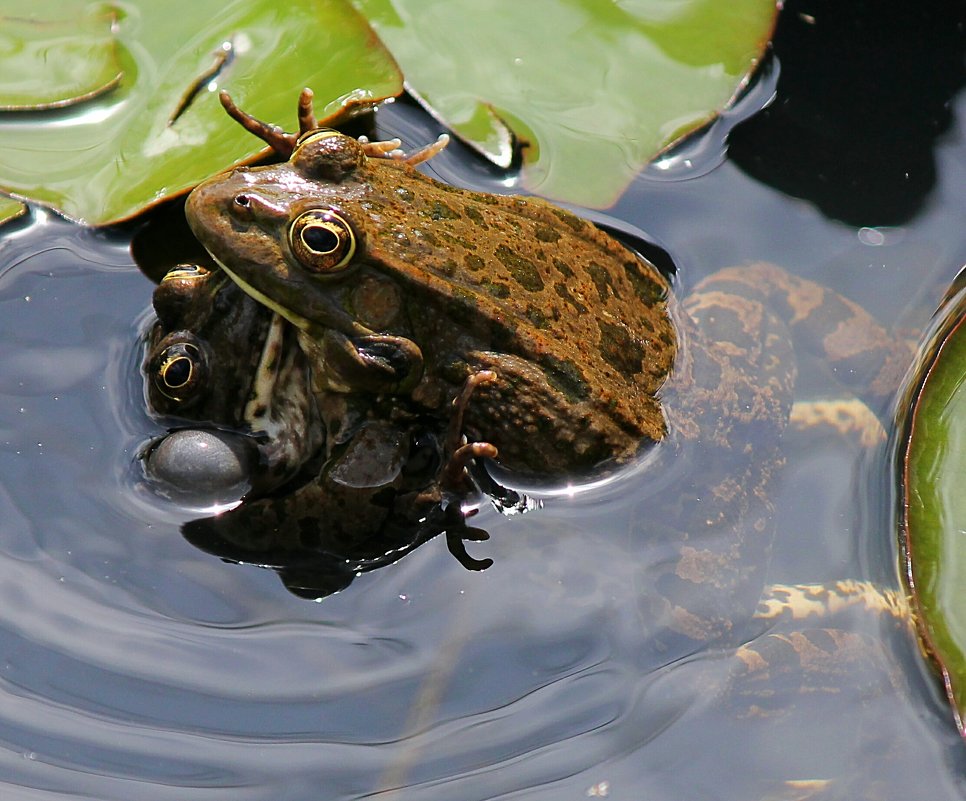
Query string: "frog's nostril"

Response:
xmin=230 ymin=193 xmax=255 ymax=220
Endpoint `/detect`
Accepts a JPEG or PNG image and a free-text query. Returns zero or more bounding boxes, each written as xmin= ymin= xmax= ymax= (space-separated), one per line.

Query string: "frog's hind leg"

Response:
xmin=725 ymin=624 xmax=908 ymax=798
xmin=788 ymin=398 xmax=886 ymax=448
xmin=707 ymin=583 xmax=915 ymax=797
xmin=754 ymin=580 xmax=910 ymax=629
xmin=733 ymin=627 xmax=905 ymax=715
xmin=736 ymin=581 xmax=914 ymax=716
xmin=688 ymin=262 xmax=916 ymax=415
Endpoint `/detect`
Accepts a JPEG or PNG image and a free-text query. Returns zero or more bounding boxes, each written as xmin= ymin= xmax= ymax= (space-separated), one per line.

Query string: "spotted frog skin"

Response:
xmin=186 ymin=94 xmax=675 ymax=480
xmin=180 ymin=90 xmax=915 ymax=647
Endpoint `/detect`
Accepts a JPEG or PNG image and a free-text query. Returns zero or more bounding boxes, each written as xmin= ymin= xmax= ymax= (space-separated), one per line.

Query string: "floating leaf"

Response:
xmin=0 ymin=0 xmax=402 ymax=224
xmin=351 ymin=0 xmax=778 ymax=207
xmin=0 ymin=195 xmax=26 ymax=226
xmin=901 ymin=278 xmax=966 ymax=736
xmin=0 ymin=2 xmax=122 ymax=110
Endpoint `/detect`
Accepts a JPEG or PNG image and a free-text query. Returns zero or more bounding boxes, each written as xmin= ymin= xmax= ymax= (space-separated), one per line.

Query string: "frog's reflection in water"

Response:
xmin=180 ymin=457 xmax=493 ymax=599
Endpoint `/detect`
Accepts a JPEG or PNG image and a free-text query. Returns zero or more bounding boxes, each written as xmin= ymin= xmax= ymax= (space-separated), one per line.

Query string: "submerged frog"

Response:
xmin=180 ymin=90 xmax=914 ymax=650
xmin=144 ymin=261 xmax=498 ymax=589
xmin=145 ymin=263 xmax=322 ymax=495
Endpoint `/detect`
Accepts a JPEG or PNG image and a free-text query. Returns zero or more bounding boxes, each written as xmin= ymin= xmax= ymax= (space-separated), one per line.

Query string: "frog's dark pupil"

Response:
xmin=302 ymin=224 xmax=339 ymax=254
xmin=163 ymin=356 xmax=192 ymax=388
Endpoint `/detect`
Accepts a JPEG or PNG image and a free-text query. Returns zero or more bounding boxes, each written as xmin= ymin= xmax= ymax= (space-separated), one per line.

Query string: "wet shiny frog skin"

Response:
xmin=186 ymin=93 xmax=675 ymax=480
xmin=184 ymin=91 xmax=915 ymax=646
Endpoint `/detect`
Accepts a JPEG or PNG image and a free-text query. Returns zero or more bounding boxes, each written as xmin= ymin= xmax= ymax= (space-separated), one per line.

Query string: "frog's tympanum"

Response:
xmin=157 ymin=89 xmax=917 ymax=668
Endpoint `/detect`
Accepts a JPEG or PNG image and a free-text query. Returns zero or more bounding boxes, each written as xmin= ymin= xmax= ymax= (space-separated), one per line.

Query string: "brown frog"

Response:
xmin=181 ymin=89 xmax=914 ymax=649
xmin=144 ymin=263 xmax=322 ymax=495
xmin=145 ymin=93 xmax=962 ymax=793
xmin=144 ymin=261 xmax=496 ymax=589
xmin=186 ymin=92 xmax=676 ymax=481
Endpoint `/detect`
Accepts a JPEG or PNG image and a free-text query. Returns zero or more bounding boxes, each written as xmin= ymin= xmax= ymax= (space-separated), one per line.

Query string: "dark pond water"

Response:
xmin=1 ymin=3 xmax=966 ymax=799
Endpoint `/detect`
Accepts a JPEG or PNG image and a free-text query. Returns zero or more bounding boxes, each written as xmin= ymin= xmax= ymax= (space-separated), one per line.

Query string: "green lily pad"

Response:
xmin=0 ymin=3 xmax=122 ymax=110
xmin=901 ymin=278 xmax=966 ymax=736
xmin=0 ymin=195 xmax=26 ymax=226
xmin=351 ymin=0 xmax=779 ymax=207
xmin=0 ymin=0 xmax=402 ymax=224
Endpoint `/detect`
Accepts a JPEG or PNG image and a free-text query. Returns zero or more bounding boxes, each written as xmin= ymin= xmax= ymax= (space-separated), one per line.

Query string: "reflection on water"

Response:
xmin=2 ymin=60 xmax=966 ymax=801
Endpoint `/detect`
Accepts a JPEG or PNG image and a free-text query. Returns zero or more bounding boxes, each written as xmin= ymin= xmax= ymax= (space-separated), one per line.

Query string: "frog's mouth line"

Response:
xmin=212 ymin=255 xmax=316 ymax=334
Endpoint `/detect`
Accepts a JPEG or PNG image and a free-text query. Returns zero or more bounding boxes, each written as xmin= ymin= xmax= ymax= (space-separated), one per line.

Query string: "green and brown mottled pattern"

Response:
xmin=181 ymin=96 xmax=926 ymax=724
xmin=730 ymin=628 xmax=903 ymax=717
xmin=187 ymin=136 xmax=676 ymax=477
xmin=355 ymin=161 xmax=677 ymax=469
xmin=644 ymin=262 xmax=908 ymax=648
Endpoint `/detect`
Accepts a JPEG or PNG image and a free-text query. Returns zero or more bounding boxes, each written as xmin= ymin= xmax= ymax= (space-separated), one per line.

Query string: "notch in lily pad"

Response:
xmin=0 ymin=0 xmax=403 ymax=225
xmin=351 ymin=0 xmax=780 ymax=207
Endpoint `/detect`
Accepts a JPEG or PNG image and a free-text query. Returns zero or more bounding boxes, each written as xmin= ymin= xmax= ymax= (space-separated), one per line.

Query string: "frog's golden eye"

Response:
xmin=154 ymin=265 xmax=215 ymax=327
xmin=291 ymin=130 xmax=365 ymax=181
xmin=295 ymin=129 xmax=343 ymax=149
xmin=289 ymin=208 xmax=359 ymax=274
xmin=161 ymin=264 xmax=210 ymax=283
xmin=153 ymin=341 xmax=206 ymax=402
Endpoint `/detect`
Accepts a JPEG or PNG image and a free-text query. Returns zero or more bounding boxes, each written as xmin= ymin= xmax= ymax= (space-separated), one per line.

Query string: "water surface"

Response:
xmin=1 ymin=4 xmax=966 ymax=798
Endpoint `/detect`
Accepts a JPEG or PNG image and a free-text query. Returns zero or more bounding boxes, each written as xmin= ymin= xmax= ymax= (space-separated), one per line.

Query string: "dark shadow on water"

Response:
xmin=729 ymin=0 xmax=966 ymax=226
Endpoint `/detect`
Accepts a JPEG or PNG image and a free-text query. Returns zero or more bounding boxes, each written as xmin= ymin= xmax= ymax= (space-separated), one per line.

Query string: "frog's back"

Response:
xmin=356 ymin=161 xmax=677 ymax=470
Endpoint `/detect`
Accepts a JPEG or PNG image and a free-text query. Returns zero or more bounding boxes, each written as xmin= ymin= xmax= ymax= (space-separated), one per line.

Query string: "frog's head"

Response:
xmin=143 ymin=265 xmax=322 ymax=500
xmin=185 ymin=130 xmax=425 ymax=395
xmin=185 ymin=130 xmax=374 ymax=333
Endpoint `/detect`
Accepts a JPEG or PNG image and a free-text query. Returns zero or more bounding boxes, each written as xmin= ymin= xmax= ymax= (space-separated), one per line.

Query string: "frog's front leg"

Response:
xmin=218 ymin=88 xmax=381 ymax=158
xmin=218 ymin=89 xmax=311 ymax=157
xmin=431 ymin=369 xmax=524 ymax=572
xmin=301 ymin=328 xmax=425 ymax=394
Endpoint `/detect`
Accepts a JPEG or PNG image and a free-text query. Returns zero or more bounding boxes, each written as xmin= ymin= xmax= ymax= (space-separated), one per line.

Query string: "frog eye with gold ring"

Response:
xmin=161 ymin=264 xmax=211 ymax=283
xmin=153 ymin=265 xmax=214 ymax=327
xmin=291 ymin=129 xmax=365 ymax=181
xmin=294 ymin=129 xmax=343 ymax=149
xmin=152 ymin=339 xmax=207 ymax=403
xmin=289 ymin=208 xmax=360 ymax=274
